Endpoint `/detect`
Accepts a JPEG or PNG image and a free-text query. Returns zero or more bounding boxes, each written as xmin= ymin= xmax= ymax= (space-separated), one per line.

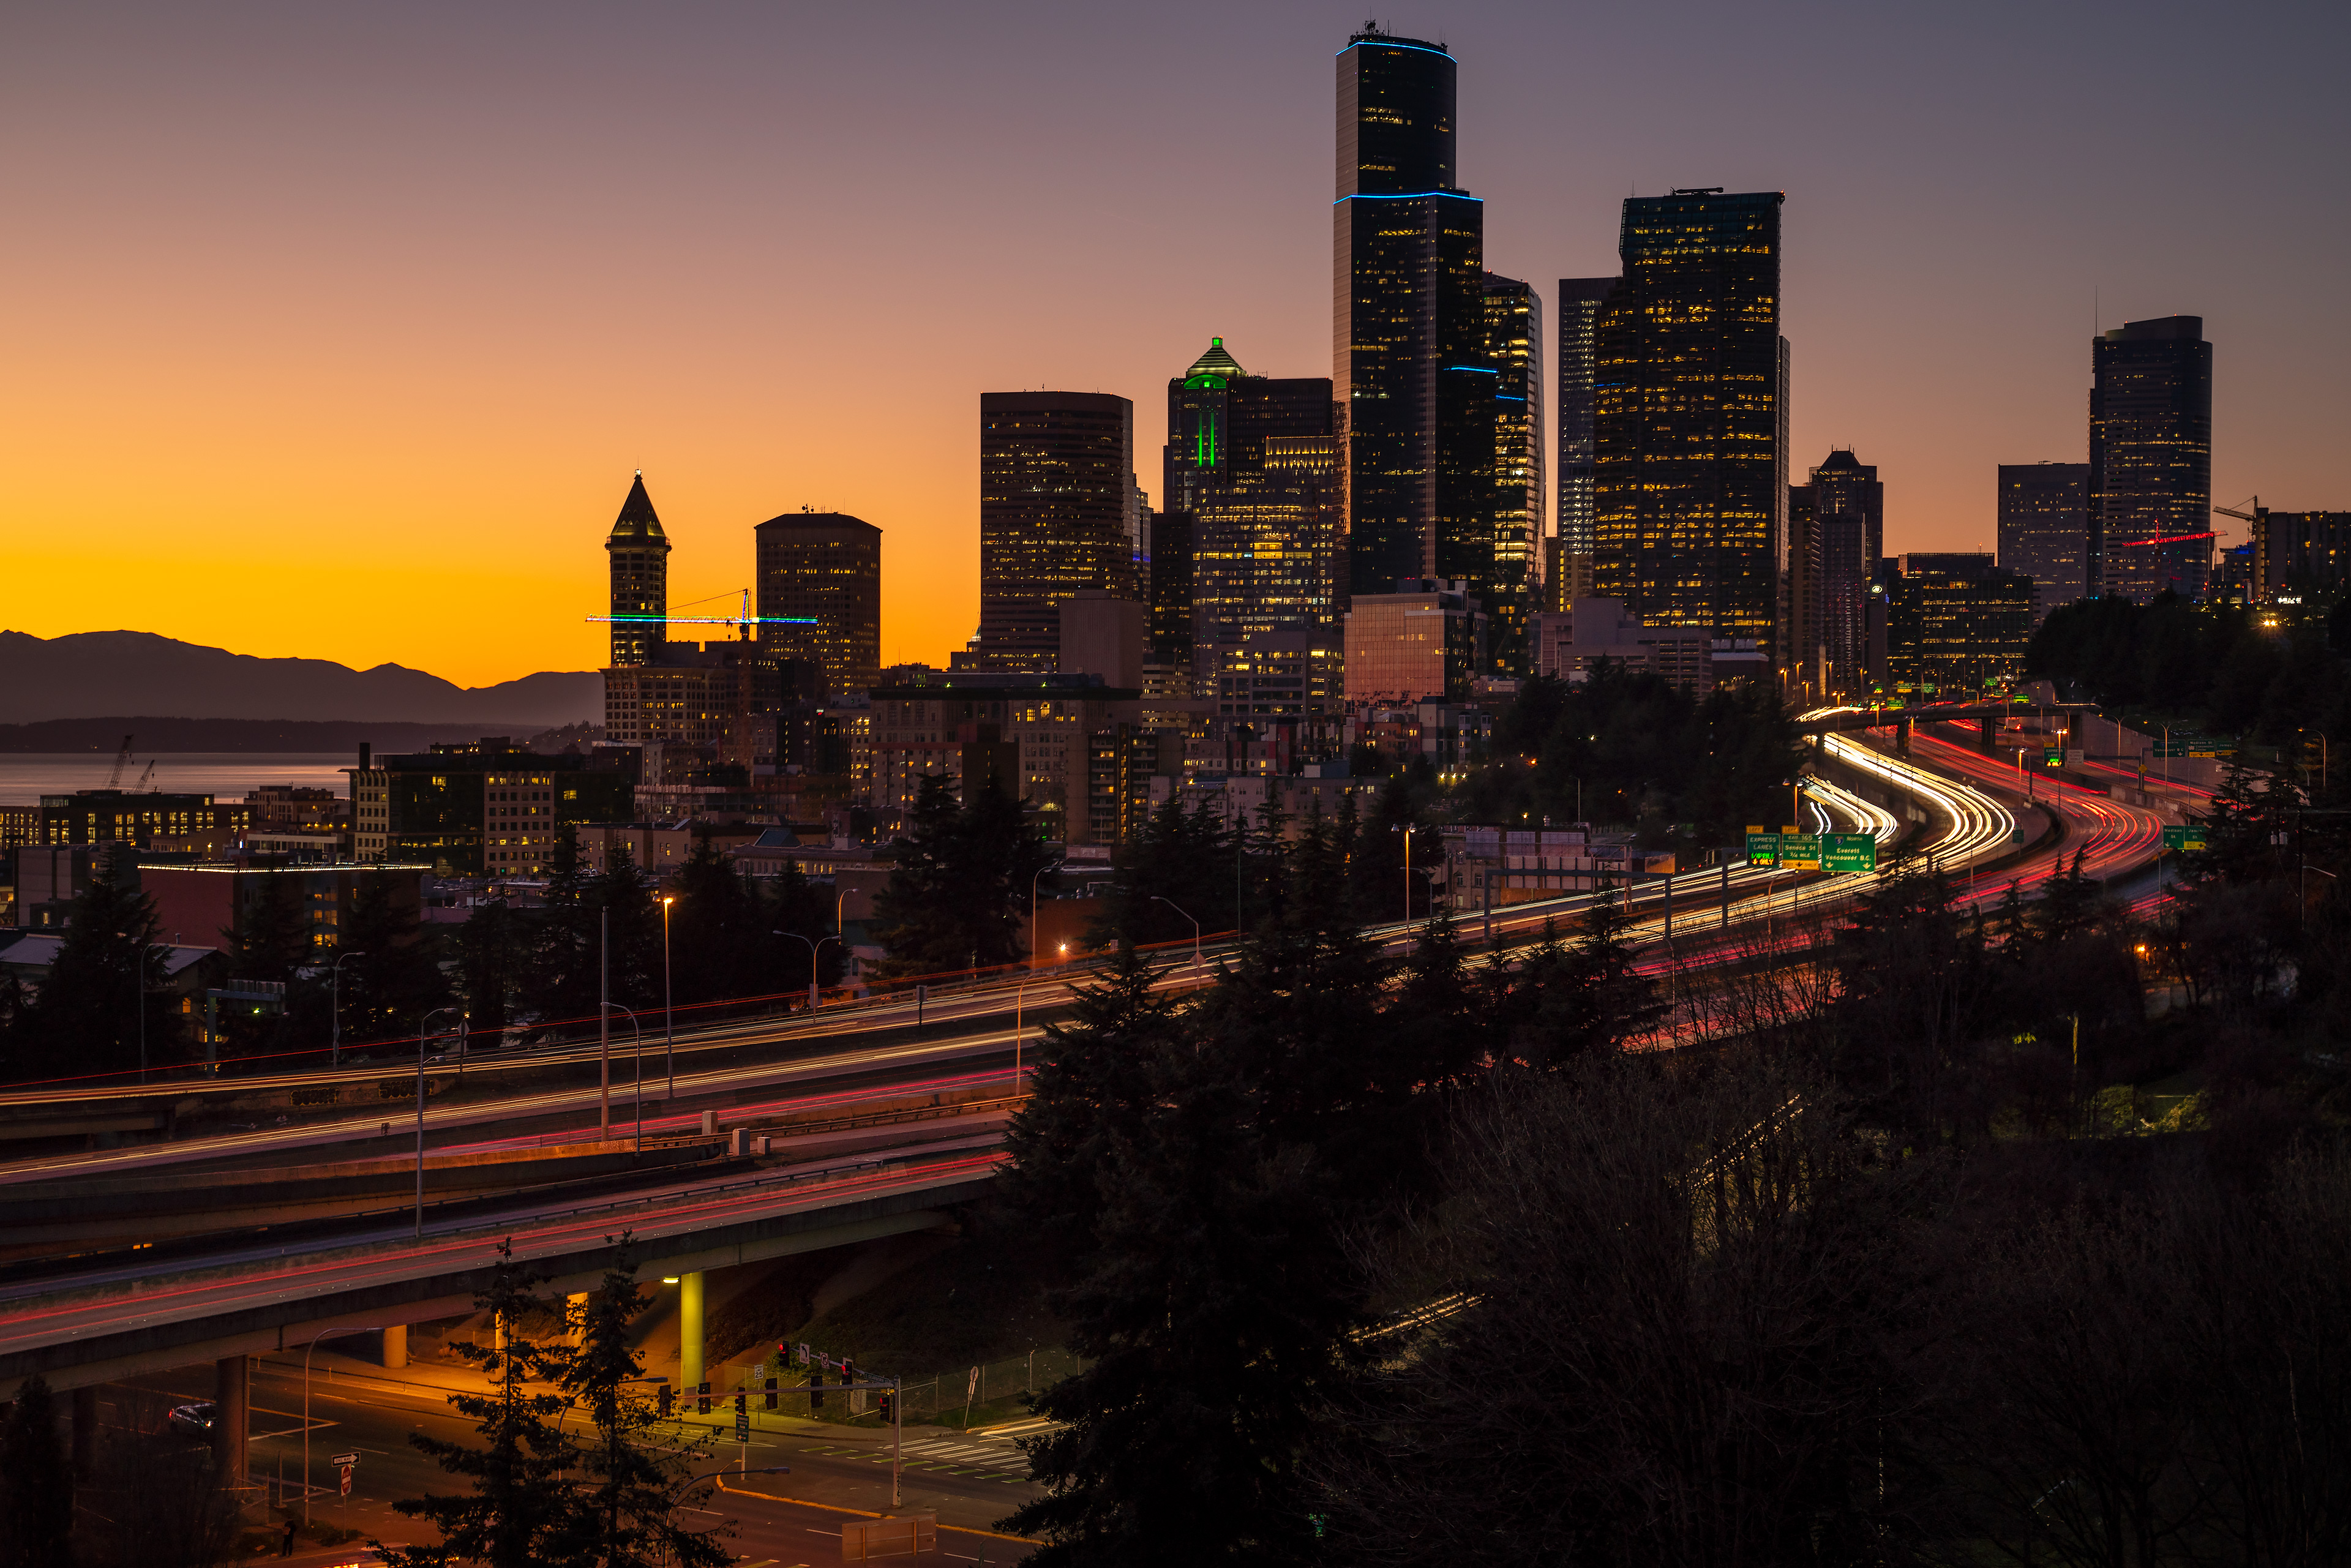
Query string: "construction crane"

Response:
xmin=585 ymin=588 xmax=814 ymax=634
xmin=103 ymin=733 xmax=133 ymax=789
xmin=133 ymin=760 xmax=158 ymax=792
xmin=2213 ymin=495 xmax=2264 ymax=528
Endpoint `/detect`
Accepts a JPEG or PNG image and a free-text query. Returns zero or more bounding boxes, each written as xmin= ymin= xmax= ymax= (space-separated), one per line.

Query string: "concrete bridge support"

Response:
xmin=72 ymin=1385 xmax=96 ymax=1477
xmin=680 ymin=1271 xmax=705 ymax=1405
xmin=381 ymin=1324 xmax=407 ymax=1370
xmin=213 ymin=1354 xmax=249 ymax=1489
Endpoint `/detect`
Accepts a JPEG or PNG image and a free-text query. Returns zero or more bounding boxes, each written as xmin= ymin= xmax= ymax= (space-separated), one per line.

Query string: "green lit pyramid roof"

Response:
xmin=1182 ymin=336 xmax=1245 ymax=388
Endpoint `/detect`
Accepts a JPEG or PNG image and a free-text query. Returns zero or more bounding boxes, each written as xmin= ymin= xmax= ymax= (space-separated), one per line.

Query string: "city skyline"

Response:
xmin=5 ymin=1 xmax=2344 ymax=686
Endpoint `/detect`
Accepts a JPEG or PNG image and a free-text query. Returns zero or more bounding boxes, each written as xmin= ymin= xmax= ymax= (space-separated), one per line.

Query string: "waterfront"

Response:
xmin=0 ymin=753 xmax=351 ymax=803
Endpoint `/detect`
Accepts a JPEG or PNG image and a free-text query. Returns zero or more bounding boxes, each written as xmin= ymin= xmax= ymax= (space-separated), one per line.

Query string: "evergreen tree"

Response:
xmin=560 ymin=1251 xmax=727 ymax=1568
xmin=228 ymin=869 xmax=310 ymax=985
xmin=520 ymin=826 xmax=599 ymax=1037
xmin=342 ymin=872 xmax=449 ymax=1047
xmin=380 ymin=1242 xmax=580 ymax=1568
xmin=456 ymin=898 xmax=527 ymax=1040
xmin=763 ymin=856 xmax=845 ymax=999
xmin=872 ymin=773 xmax=1054 ymax=975
xmin=0 ymin=1373 xmax=72 ymax=1568
xmin=7 ymin=846 xmax=174 ymax=1083
xmin=592 ymin=847 xmax=662 ymax=1013
xmin=1006 ymin=1036 xmax=1367 ymax=1565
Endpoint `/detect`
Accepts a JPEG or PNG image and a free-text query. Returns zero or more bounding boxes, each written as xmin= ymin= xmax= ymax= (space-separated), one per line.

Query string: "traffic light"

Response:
xmin=765 ymin=1376 xmax=778 ymax=1411
xmin=697 ymin=1380 xmax=711 ymax=1415
xmin=877 ymin=1390 xmax=894 ymax=1424
xmin=658 ymin=1384 xmax=673 ymax=1417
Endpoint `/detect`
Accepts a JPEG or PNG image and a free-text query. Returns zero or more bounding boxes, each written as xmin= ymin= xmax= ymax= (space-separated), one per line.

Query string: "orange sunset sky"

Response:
xmin=4 ymin=2 xmax=2344 ymax=689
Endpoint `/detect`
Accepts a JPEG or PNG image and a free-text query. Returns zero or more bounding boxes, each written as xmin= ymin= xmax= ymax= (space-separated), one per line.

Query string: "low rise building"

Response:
xmin=1886 ymin=554 xmax=2034 ymax=699
xmin=29 ymin=790 xmax=250 ymax=850
xmin=1529 ymin=598 xmax=1767 ymax=695
xmin=138 ymin=861 xmax=428 ymax=956
xmin=349 ymin=738 xmax=635 ymax=876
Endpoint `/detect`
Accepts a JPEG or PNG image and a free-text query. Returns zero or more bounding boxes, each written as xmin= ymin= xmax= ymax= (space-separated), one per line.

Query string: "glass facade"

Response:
xmin=1342 ymin=581 xmax=1484 ymax=703
xmin=1997 ymin=462 xmax=2091 ymax=625
xmin=972 ymin=392 xmax=1138 ymax=669
xmin=1553 ymin=276 xmax=1617 ymax=593
xmin=2091 ymin=316 xmax=2212 ymax=602
xmin=754 ymin=511 xmax=882 ymax=694
xmin=606 ymin=473 xmax=670 ymax=669
xmin=1592 ymin=190 xmax=1788 ymax=661
xmin=1483 ymin=272 xmax=1542 ymax=670
xmin=1334 ymin=29 xmax=1494 ymax=609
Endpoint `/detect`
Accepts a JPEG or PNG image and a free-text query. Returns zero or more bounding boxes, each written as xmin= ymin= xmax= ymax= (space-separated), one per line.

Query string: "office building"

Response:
xmin=1334 ymin=28 xmax=1496 ymax=606
xmin=1886 ymin=554 xmax=2034 ymax=698
xmin=1343 ymin=579 xmax=1486 ymax=702
xmin=1592 ymin=190 xmax=1790 ymax=661
xmin=1147 ymin=508 xmax=1195 ymax=674
xmin=2091 ymin=315 xmax=2213 ymax=602
xmin=754 ymin=511 xmax=881 ymax=694
xmin=1552 ymin=276 xmax=1616 ymax=612
xmin=349 ymin=738 xmax=634 ymax=876
xmin=1529 ymin=599 xmax=1766 ymax=696
xmin=1203 ymin=629 xmax=1345 ymax=719
xmin=1997 ymin=462 xmax=2091 ymax=624
xmin=30 ymin=790 xmax=250 ymax=850
xmin=602 ymin=640 xmax=774 ymax=770
xmin=607 ymin=473 xmax=671 ymax=668
xmin=1484 ymin=272 xmax=1544 ymax=670
xmin=2249 ymin=508 xmax=2351 ymax=600
xmin=968 ymin=392 xmax=1140 ymax=670
xmin=1788 ymin=450 xmax=1880 ymax=696
xmin=140 ymin=862 xmax=422 ymax=958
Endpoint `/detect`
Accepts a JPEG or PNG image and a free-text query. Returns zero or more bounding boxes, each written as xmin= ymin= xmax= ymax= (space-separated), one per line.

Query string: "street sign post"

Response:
xmin=1745 ymin=830 xmax=1780 ymax=867
xmin=1779 ymin=832 xmax=1823 ymax=871
xmin=1821 ymin=833 xmax=1878 ymax=874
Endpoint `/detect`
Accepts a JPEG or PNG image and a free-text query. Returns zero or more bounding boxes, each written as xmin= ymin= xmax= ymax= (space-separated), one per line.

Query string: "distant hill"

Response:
xmin=0 ymin=631 xmax=599 ymax=727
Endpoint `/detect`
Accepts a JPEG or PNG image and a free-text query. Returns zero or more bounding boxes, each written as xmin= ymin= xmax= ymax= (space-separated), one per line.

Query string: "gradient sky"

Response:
xmin=5 ymin=2 xmax=2345 ymax=687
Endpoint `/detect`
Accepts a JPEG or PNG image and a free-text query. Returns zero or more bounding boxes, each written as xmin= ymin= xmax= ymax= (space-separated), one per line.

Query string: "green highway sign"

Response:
xmin=2161 ymin=825 xmax=2209 ymax=852
xmin=1746 ymin=831 xmax=1780 ymax=867
xmin=1780 ymin=831 xmax=1823 ymax=871
xmin=2044 ymin=747 xmax=2064 ymax=767
xmin=1821 ymin=833 xmax=1878 ymax=874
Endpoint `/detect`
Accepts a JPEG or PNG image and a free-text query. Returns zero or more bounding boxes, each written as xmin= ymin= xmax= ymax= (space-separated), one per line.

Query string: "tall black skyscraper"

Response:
xmin=1335 ymin=26 xmax=1494 ymax=603
xmin=969 ymin=391 xmax=1138 ymax=670
xmin=1483 ymin=273 xmax=1543 ymax=669
xmin=2091 ymin=315 xmax=2212 ymax=602
xmin=1998 ymin=462 xmax=2091 ymax=624
xmin=1788 ymin=449 xmax=1878 ymax=695
xmin=606 ymin=473 xmax=670 ymax=668
xmin=1592 ymin=190 xmax=1789 ymax=659
xmin=1552 ymin=276 xmax=1617 ymax=610
xmin=755 ymin=511 xmax=881 ymax=694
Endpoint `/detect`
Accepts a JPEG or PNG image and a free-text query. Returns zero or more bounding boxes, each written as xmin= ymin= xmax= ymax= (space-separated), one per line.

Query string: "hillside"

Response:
xmin=0 ymin=631 xmax=599 ymax=727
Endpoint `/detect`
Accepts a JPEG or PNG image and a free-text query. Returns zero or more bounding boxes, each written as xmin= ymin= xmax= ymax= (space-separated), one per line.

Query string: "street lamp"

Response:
xmin=774 ymin=929 xmax=840 ymax=1015
xmin=1150 ymin=895 xmax=1202 ymax=970
xmin=301 ymin=1327 xmax=385 ymax=1525
xmin=119 ymin=934 xmax=170 ymax=1085
xmin=328 ymin=950 xmax=368 ymax=1068
xmin=415 ymin=1007 xmax=464 ymax=1237
xmin=660 ymin=896 xmax=675 ymax=1100
xmin=606 ymin=1003 xmax=643 ymax=1149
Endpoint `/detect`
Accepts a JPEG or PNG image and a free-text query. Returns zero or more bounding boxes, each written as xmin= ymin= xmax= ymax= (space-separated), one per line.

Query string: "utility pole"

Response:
xmin=599 ymin=909 xmax=610 ymax=1137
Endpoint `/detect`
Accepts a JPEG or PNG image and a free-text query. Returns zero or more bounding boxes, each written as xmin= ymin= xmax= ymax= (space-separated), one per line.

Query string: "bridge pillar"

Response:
xmin=1979 ymin=715 xmax=1997 ymax=753
xmin=1896 ymin=717 xmax=1911 ymax=752
xmin=72 ymin=1385 xmax=96 ymax=1477
xmin=213 ymin=1354 xmax=249 ymax=1490
xmin=381 ymin=1324 xmax=408 ymax=1370
xmin=680 ymin=1272 xmax=705 ymax=1398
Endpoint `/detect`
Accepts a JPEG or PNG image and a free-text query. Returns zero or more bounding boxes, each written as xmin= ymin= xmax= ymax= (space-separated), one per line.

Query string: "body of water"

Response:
xmin=0 ymin=753 xmax=353 ymax=803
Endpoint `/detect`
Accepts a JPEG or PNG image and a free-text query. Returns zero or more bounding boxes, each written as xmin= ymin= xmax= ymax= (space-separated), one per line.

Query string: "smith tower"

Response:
xmin=606 ymin=472 xmax=670 ymax=667
xmin=1335 ymin=26 xmax=1494 ymax=602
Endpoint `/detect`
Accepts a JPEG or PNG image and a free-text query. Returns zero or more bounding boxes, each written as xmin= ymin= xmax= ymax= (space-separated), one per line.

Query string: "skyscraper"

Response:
xmin=606 ymin=473 xmax=670 ymax=668
xmin=754 ymin=510 xmax=882 ymax=694
xmin=1592 ymin=190 xmax=1790 ymax=661
xmin=1334 ymin=26 xmax=1494 ymax=604
xmin=968 ymin=391 xmax=1139 ymax=670
xmin=1552 ymin=276 xmax=1617 ymax=611
xmin=1161 ymin=338 xmax=1344 ymax=683
xmin=1483 ymin=273 xmax=1543 ymax=670
xmin=2091 ymin=315 xmax=2213 ymax=602
xmin=1997 ymin=462 xmax=2091 ymax=624
xmin=1788 ymin=450 xmax=1878 ymax=695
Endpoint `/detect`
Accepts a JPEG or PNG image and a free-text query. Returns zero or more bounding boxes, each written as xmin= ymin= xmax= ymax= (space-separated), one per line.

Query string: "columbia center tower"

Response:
xmin=1334 ymin=27 xmax=1494 ymax=607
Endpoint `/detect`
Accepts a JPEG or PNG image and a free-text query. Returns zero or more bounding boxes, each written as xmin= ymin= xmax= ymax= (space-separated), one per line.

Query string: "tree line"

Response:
xmin=994 ymin=758 xmax=2351 ymax=1566
xmin=2029 ymin=590 xmax=2351 ymax=743
xmin=0 ymin=829 xmax=842 ymax=1084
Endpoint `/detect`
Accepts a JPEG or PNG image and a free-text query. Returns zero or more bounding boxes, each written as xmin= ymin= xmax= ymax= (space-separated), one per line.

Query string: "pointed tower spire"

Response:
xmin=606 ymin=472 xmax=672 ymax=667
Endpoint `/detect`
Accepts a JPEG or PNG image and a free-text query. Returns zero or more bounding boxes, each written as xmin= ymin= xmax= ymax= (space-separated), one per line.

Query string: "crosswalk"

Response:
xmin=798 ymin=1432 xmax=1033 ymax=1483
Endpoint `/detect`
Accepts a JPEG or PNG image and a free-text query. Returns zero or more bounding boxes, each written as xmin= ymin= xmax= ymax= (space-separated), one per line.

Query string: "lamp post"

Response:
xmin=1150 ymin=895 xmax=1202 ymax=970
xmin=606 ymin=1003 xmax=643 ymax=1149
xmin=416 ymin=1007 xmax=463 ymax=1237
xmin=599 ymin=907 xmax=610 ymax=1138
xmin=1393 ymin=823 xmax=1415 ymax=923
xmin=660 ymin=896 xmax=675 ymax=1100
xmin=120 ymin=936 xmax=169 ymax=1085
xmin=1030 ymin=861 xmax=1062 ymax=972
xmin=328 ymin=950 xmax=367 ymax=1068
xmin=774 ymin=931 xmax=840 ymax=1015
